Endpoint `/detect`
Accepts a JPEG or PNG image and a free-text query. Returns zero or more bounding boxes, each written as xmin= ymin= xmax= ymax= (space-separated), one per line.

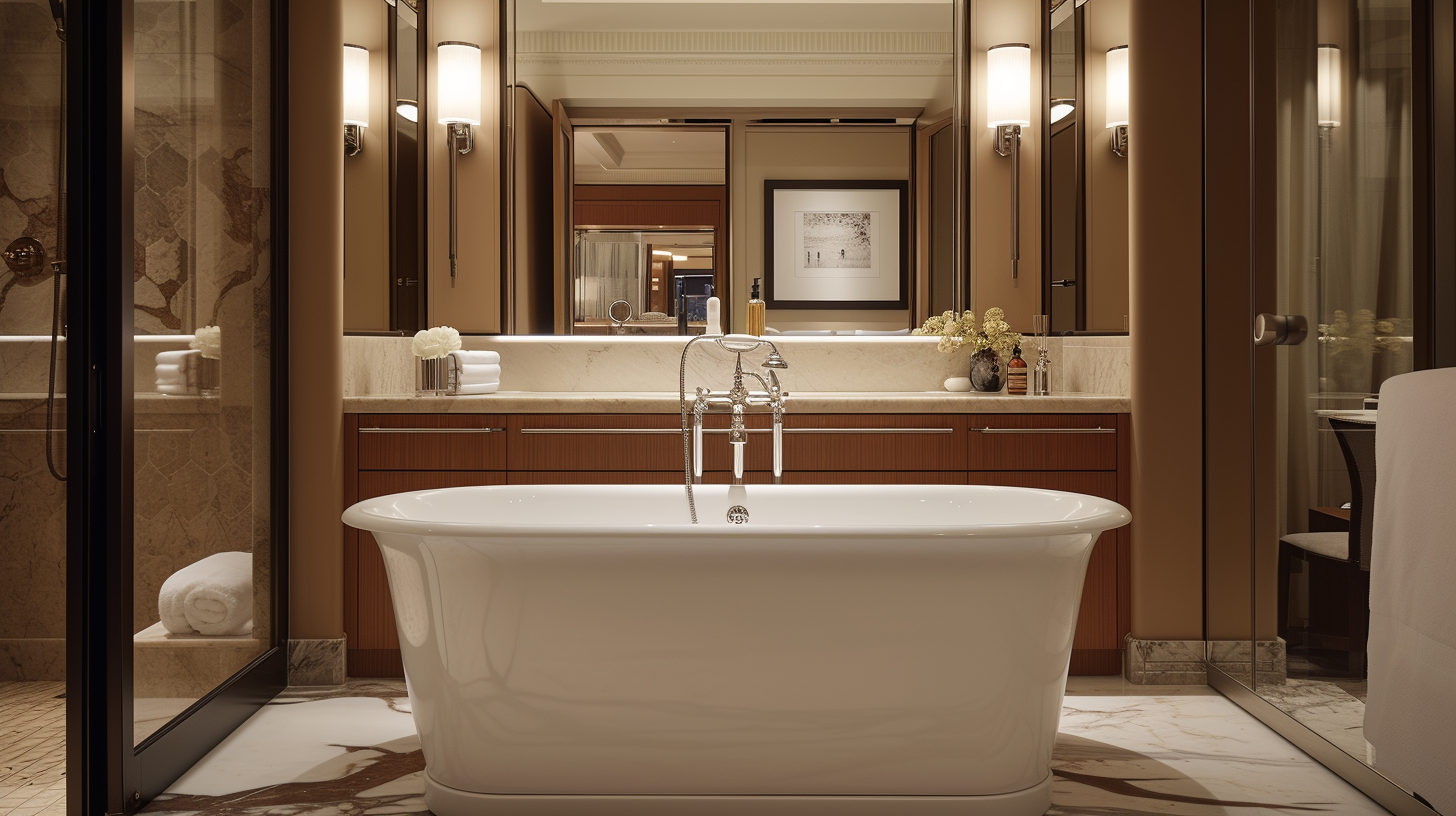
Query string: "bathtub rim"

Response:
xmin=342 ymin=483 xmax=1131 ymax=541
xmin=423 ymin=771 xmax=1055 ymax=816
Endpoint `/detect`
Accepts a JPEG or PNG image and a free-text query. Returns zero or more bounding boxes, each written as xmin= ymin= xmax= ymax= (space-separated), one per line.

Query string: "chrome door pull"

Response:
xmin=1253 ymin=313 xmax=1308 ymax=346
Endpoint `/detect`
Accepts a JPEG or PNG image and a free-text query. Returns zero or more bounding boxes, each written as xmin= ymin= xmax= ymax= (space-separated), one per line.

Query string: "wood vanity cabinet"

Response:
xmin=343 ymin=411 xmax=1132 ymax=678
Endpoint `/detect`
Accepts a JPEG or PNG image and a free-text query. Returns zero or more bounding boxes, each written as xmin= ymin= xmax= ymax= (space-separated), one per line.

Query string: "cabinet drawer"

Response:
xmin=509 ymin=414 xmax=766 ymax=471
xmin=781 ymin=414 xmax=967 ymax=472
xmin=967 ymin=414 xmax=1117 ymax=471
xmin=358 ymin=415 xmax=507 ymax=471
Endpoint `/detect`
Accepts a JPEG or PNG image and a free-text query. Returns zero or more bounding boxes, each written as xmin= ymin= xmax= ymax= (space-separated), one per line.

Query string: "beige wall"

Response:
xmin=427 ymin=0 xmax=501 ymax=333
xmin=969 ymin=0 xmax=1042 ymax=332
xmin=1129 ymin=0 xmax=1204 ymax=641
xmin=290 ymin=0 xmax=346 ymax=642
xmin=343 ymin=0 xmax=391 ymax=332
xmin=1083 ymin=0 xmax=1131 ymax=333
xmin=737 ymin=128 xmax=913 ymax=333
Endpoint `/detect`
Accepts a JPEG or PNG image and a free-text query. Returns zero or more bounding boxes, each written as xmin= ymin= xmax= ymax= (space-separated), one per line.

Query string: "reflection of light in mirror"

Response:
xmin=1050 ymin=100 xmax=1075 ymax=124
xmin=652 ymin=249 xmax=672 ymax=256
xmin=672 ymin=255 xmax=688 ymax=262
xmin=396 ymin=100 xmax=419 ymax=123
xmin=1317 ymin=44 xmax=1341 ymax=127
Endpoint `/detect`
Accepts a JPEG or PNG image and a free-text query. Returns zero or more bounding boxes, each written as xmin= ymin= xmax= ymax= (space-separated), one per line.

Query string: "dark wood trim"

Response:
xmin=68 ymin=0 xmax=137 ymax=811
xmin=762 ymin=179 xmax=911 ymax=311
xmin=1414 ymin=0 xmax=1456 ymax=369
xmin=1069 ymin=648 xmax=1123 ymax=676
xmin=349 ymin=648 xmax=406 ymax=678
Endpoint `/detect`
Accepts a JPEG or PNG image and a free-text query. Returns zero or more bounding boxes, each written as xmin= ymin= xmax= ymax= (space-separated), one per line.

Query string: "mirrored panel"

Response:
xmin=510 ymin=0 xmax=954 ymax=334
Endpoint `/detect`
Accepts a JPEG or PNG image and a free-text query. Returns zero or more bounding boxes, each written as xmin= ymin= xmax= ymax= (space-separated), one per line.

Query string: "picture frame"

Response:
xmin=763 ymin=180 xmax=910 ymax=310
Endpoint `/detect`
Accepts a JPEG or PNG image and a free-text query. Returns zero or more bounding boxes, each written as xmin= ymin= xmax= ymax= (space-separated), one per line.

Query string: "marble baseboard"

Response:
xmin=1208 ymin=638 xmax=1288 ymax=685
xmin=288 ymin=638 xmax=346 ymax=687
xmin=1125 ymin=636 xmax=1288 ymax=685
xmin=1123 ymin=637 xmax=1207 ymax=685
xmin=0 ymin=638 xmax=65 ymax=681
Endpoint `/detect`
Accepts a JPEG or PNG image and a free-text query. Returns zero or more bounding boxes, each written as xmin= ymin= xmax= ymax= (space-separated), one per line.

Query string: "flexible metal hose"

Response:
xmin=45 ymin=12 xmax=67 ymax=482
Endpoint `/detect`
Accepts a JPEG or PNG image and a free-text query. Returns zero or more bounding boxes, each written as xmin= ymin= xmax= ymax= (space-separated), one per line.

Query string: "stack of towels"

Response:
xmin=155 ymin=349 xmax=200 ymax=395
xmin=450 ymin=349 xmax=501 ymax=395
xmin=159 ymin=551 xmax=253 ymax=636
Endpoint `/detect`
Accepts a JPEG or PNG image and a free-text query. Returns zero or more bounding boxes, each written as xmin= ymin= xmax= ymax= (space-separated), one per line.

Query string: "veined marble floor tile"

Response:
xmin=139 ymin=683 xmax=1391 ymax=816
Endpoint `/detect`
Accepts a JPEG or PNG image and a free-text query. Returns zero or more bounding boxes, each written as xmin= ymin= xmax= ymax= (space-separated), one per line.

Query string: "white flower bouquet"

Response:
xmin=190 ymin=325 xmax=222 ymax=360
xmin=912 ymin=307 xmax=1022 ymax=355
xmin=411 ymin=326 xmax=462 ymax=359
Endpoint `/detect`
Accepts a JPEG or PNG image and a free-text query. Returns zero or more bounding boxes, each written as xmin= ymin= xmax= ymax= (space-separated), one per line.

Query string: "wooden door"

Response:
xmin=552 ymin=100 xmax=574 ymax=333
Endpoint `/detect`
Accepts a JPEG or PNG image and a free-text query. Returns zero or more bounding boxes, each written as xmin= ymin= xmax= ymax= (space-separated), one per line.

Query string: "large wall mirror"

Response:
xmin=344 ymin=0 xmax=426 ymax=334
xmin=506 ymin=0 xmax=960 ymax=335
xmin=1042 ymin=0 xmax=1129 ymax=334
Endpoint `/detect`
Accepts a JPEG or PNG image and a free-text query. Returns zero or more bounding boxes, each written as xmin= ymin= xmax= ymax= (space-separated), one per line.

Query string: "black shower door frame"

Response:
xmin=64 ymin=1 xmax=291 ymax=813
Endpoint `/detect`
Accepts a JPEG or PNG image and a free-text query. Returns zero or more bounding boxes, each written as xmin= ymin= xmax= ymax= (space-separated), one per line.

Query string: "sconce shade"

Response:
xmin=437 ymin=41 xmax=482 ymax=126
xmin=342 ymin=44 xmax=370 ymax=127
xmin=1317 ymin=44 xmax=1341 ymax=127
xmin=1105 ymin=45 xmax=1129 ymax=128
xmin=986 ymin=43 xmax=1032 ymax=128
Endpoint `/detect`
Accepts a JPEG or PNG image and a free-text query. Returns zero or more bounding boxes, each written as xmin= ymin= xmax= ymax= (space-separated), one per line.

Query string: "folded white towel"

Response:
xmin=449 ymin=350 xmax=500 ymax=366
xmin=155 ymin=349 xmax=196 ymax=367
xmin=155 ymin=363 xmax=184 ymax=382
xmin=156 ymin=383 xmax=192 ymax=395
xmin=159 ymin=552 xmax=253 ymax=636
xmin=455 ymin=381 xmax=500 ymax=395
xmin=456 ymin=363 xmax=501 ymax=384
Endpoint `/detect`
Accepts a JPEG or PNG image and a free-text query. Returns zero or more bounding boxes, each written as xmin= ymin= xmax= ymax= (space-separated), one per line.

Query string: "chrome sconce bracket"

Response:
xmin=994 ymin=123 xmax=1022 ymax=278
xmin=1110 ymin=124 xmax=1128 ymax=158
xmin=446 ymin=122 xmax=474 ymax=288
xmin=344 ymin=124 xmax=364 ymax=157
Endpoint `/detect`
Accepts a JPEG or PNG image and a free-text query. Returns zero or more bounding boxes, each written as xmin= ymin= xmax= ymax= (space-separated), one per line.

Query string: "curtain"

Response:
xmin=575 ymin=232 xmax=646 ymax=321
xmin=1276 ymin=0 xmax=1413 ymax=533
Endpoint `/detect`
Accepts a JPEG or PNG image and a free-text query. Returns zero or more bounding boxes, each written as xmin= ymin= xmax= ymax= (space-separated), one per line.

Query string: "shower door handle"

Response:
xmin=1253 ymin=313 xmax=1309 ymax=346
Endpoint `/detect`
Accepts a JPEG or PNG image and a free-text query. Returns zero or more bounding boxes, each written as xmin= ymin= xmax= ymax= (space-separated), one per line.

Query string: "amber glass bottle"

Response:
xmin=1007 ymin=346 xmax=1028 ymax=395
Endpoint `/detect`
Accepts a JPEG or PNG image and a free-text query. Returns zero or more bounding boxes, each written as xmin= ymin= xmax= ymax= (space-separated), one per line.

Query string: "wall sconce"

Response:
xmin=1105 ymin=45 xmax=1129 ymax=157
xmin=437 ymin=41 xmax=482 ymax=287
xmin=987 ymin=42 xmax=1031 ymax=279
xmin=343 ymin=44 xmax=370 ymax=157
xmin=1317 ymin=44 xmax=1341 ymax=129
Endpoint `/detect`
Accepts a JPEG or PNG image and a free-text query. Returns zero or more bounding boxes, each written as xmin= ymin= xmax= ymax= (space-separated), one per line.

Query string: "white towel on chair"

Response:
xmin=449 ymin=350 xmax=500 ymax=366
xmin=159 ymin=552 xmax=254 ymax=636
xmin=1365 ymin=368 xmax=1456 ymax=816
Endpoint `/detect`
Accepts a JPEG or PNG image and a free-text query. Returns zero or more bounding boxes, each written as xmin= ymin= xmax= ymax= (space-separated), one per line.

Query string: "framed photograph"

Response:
xmin=763 ymin=180 xmax=910 ymax=310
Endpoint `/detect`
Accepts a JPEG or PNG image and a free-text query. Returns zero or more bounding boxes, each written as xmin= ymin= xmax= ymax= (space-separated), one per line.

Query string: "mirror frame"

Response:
xmin=1042 ymin=0 xmax=1088 ymax=332
xmin=500 ymin=0 xmax=972 ymax=336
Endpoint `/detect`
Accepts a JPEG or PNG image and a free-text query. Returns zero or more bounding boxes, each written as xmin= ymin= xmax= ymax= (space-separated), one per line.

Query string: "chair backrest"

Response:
xmin=1328 ymin=417 xmax=1376 ymax=570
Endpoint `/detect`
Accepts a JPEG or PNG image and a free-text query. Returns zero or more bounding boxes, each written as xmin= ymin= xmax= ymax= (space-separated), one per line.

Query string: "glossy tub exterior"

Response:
xmin=343 ymin=484 xmax=1130 ymax=815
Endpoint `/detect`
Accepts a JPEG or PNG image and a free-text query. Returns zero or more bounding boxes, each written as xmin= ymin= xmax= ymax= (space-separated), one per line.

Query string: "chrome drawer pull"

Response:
xmin=973 ymin=427 xmax=1113 ymax=434
xmin=520 ymin=428 xmax=679 ymax=435
xmin=361 ymin=427 xmax=504 ymax=434
xmin=783 ymin=428 xmax=955 ymax=435
xmin=519 ymin=428 xmax=955 ymax=435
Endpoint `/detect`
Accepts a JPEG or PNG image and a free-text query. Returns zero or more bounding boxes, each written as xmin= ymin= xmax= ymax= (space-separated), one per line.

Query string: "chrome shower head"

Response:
xmin=762 ymin=350 xmax=789 ymax=370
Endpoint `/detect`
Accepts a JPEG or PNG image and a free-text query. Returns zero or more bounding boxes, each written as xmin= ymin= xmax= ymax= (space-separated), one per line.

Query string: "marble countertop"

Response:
xmin=344 ymin=390 xmax=1131 ymax=414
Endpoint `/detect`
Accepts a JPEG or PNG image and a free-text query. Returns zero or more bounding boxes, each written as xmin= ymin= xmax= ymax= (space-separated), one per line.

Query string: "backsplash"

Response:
xmin=343 ymin=335 xmax=1131 ymax=397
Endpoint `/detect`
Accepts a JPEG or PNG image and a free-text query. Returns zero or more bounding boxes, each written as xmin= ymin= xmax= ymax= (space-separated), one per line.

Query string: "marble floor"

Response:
xmin=131 ymin=677 xmax=1393 ymax=816
xmin=0 ymin=681 xmax=67 ymax=816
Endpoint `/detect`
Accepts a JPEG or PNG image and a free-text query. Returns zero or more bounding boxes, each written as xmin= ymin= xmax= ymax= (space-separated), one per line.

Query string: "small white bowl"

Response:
xmin=943 ymin=376 xmax=972 ymax=392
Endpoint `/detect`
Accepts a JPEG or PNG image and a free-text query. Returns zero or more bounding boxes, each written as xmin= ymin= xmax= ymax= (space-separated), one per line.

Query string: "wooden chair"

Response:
xmin=1277 ymin=417 xmax=1375 ymax=676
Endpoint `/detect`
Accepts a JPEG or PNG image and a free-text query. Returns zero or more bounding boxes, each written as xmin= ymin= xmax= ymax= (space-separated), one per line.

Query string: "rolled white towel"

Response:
xmin=155 ymin=349 xmax=196 ymax=367
xmin=155 ymin=363 xmax=184 ymax=383
xmin=455 ymin=363 xmax=501 ymax=384
xmin=449 ymin=349 xmax=500 ymax=366
xmin=159 ymin=552 xmax=253 ymax=636
xmin=455 ymin=381 xmax=500 ymax=395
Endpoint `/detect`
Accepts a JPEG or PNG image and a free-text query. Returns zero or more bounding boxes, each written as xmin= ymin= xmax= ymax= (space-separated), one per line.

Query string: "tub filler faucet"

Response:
xmin=679 ymin=335 xmax=789 ymax=502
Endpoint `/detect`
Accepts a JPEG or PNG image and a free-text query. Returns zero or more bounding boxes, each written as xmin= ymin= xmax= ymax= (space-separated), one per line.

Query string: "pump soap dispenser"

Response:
xmin=747 ymin=278 xmax=767 ymax=336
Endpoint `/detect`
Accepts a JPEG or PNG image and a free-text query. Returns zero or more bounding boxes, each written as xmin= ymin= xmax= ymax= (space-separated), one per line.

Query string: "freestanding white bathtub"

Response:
xmin=343 ymin=483 xmax=1130 ymax=816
